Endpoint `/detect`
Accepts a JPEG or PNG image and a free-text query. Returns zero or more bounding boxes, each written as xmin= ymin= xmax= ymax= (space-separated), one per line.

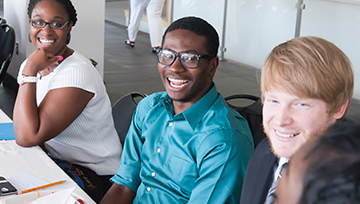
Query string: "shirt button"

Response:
xmin=151 ymin=172 xmax=156 ymax=177
xmin=169 ymin=122 xmax=173 ymax=127
xmin=157 ymin=148 xmax=161 ymax=153
xmin=147 ymin=187 xmax=151 ymax=192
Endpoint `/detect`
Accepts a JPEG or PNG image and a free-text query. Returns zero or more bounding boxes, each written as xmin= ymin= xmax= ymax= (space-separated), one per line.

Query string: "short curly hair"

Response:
xmin=162 ymin=16 xmax=219 ymax=56
xmin=27 ymin=0 xmax=78 ymax=27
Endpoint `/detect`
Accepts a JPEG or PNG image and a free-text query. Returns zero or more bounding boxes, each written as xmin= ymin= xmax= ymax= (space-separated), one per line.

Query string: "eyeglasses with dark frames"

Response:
xmin=30 ymin=20 xmax=69 ymax=30
xmin=156 ymin=49 xmax=216 ymax=69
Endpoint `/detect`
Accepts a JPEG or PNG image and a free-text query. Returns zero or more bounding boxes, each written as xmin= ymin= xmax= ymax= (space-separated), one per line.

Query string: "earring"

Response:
xmin=66 ymin=33 xmax=71 ymax=44
xmin=28 ymin=33 xmax=32 ymax=43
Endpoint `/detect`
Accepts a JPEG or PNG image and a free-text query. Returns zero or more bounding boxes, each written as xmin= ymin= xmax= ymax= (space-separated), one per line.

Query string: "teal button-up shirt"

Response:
xmin=111 ymin=85 xmax=254 ymax=203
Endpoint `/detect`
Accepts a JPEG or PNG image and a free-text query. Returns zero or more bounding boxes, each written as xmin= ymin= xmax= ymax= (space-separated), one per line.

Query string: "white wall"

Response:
xmin=225 ymin=0 xmax=297 ymax=69
xmin=172 ymin=0 xmax=360 ymax=99
xmin=70 ymin=0 xmax=105 ymax=78
xmin=4 ymin=0 xmax=105 ymax=79
xmin=172 ymin=0 xmax=297 ymax=69
xmin=301 ymin=0 xmax=360 ymax=99
xmin=172 ymin=0 xmax=225 ymax=43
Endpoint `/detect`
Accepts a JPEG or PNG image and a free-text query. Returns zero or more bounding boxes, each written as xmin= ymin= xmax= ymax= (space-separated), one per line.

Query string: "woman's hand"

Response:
xmin=13 ymin=47 xmax=93 ymax=147
xmin=22 ymin=48 xmax=63 ymax=76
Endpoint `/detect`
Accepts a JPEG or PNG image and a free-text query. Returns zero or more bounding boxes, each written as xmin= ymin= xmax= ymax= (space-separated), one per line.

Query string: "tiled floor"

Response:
xmin=1 ymin=1 xmax=360 ymax=124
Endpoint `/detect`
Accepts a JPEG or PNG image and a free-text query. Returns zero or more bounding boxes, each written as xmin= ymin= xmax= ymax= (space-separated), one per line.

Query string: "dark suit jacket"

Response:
xmin=240 ymin=138 xmax=278 ymax=204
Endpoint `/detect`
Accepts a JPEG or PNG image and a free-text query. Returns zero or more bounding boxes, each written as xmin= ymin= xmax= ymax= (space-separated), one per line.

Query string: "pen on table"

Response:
xmin=20 ymin=180 xmax=66 ymax=194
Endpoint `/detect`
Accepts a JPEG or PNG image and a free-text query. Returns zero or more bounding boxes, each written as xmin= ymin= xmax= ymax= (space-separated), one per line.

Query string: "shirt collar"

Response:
xmin=274 ymin=157 xmax=289 ymax=180
xmin=160 ymin=84 xmax=219 ymax=130
xmin=183 ymin=84 xmax=218 ymax=130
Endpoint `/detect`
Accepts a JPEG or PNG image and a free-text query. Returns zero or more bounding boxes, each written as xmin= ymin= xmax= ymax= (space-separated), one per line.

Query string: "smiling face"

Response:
xmin=262 ymin=89 xmax=343 ymax=158
xmin=158 ymin=29 xmax=218 ymax=113
xmin=29 ymin=0 xmax=72 ymax=56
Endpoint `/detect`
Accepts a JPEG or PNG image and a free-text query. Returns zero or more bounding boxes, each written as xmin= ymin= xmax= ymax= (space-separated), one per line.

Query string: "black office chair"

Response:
xmin=0 ymin=22 xmax=16 ymax=84
xmin=225 ymin=94 xmax=267 ymax=147
xmin=0 ymin=16 xmax=6 ymax=25
xmin=112 ymin=92 xmax=147 ymax=147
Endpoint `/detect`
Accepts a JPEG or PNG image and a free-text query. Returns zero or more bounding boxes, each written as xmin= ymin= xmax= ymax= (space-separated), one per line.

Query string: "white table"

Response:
xmin=0 ymin=109 xmax=12 ymax=123
xmin=0 ymin=109 xmax=95 ymax=204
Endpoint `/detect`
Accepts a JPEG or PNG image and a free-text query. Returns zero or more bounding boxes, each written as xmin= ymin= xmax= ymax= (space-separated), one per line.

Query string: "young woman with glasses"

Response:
xmin=13 ymin=0 xmax=122 ymax=202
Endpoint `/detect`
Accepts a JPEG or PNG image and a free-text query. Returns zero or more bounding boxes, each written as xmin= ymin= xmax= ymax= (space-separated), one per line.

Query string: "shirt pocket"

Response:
xmin=167 ymin=155 xmax=198 ymax=185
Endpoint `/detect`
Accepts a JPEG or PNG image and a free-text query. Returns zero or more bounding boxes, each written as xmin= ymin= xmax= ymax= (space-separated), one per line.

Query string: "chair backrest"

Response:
xmin=0 ymin=22 xmax=16 ymax=84
xmin=0 ymin=17 xmax=7 ymax=25
xmin=112 ymin=92 xmax=147 ymax=147
xmin=225 ymin=94 xmax=266 ymax=147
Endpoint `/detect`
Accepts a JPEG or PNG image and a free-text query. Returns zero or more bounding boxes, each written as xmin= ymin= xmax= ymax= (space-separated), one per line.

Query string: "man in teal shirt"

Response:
xmin=100 ymin=16 xmax=254 ymax=204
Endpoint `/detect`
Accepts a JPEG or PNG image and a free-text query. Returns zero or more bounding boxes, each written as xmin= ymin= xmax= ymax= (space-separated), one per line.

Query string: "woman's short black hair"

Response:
xmin=27 ymin=0 xmax=78 ymax=27
xmin=162 ymin=16 xmax=219 ymax=56
xmin=299 ymin=120 xmax=360 ymax=204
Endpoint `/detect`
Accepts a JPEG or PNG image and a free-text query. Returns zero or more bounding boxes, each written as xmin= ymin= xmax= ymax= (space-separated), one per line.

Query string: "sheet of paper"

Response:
xmin=31 ymin=187 xmax=75 ymax=204
xmin=0 ymin=109 xmax=12 ymax=123
xmin=8 ymin=174 xmax=48 ymax=191
xmin=0 ymin=188 xmax=77 ymax=204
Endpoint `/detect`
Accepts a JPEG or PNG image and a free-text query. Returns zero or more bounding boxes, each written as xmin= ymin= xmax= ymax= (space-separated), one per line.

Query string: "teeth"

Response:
xmin=168 ymin=78 xmax=188 ymax=88
xmin=168 ymin=78 xmax=188 ymax=83
xmin=275 ymin=130 xmax=298 ymax=138
xmin=170 ymin=83 xmax=186 ymax=88
xmin=40 ymin=39 xmax=55 ymax=45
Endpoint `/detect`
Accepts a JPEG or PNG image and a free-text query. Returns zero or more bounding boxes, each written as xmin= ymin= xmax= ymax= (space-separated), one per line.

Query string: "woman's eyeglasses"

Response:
xmin=157 ymin=49 xmax=215 ymax=69
xmin=30 ymin=20 xmax=69 ymax=30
